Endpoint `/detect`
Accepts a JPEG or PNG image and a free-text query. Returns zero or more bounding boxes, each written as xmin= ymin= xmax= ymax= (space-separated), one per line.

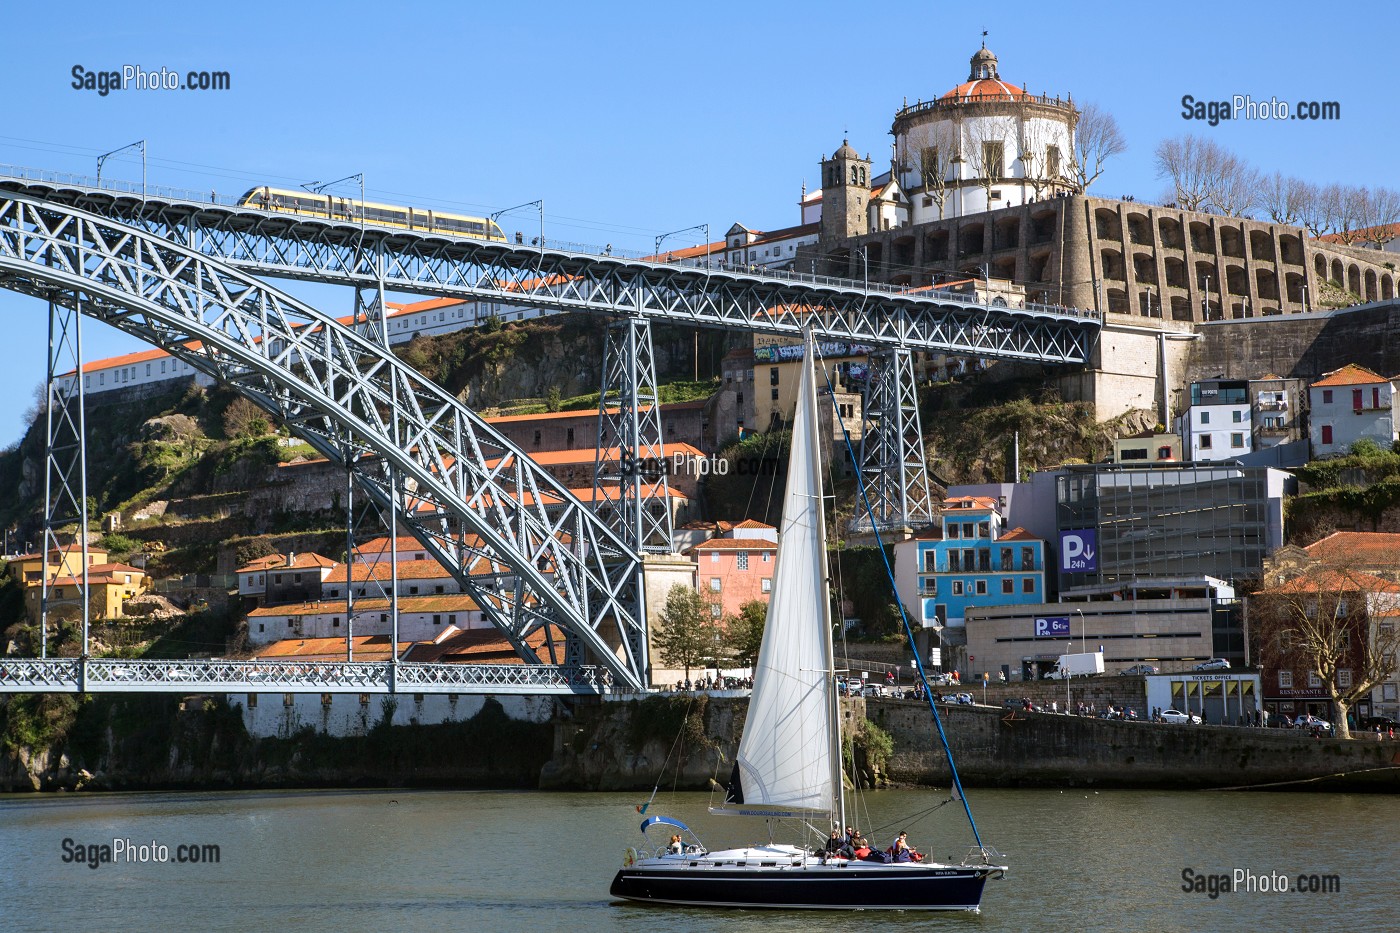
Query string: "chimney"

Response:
xmin=286 ymin=551 xmax=296 ymax=567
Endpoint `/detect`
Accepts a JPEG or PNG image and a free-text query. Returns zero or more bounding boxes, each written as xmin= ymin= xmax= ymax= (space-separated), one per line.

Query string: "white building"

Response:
xmin=1177 ymin=379 xmax=1253 ymax=462
xmin=1308 ymin=364 xmax=1400 ymax=458
xmin=245 ymin=593 xmax=484 ymax=645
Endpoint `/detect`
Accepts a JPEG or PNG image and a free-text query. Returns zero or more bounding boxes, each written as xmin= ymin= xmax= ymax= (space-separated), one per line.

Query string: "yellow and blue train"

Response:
xmin=237 ymin=186 xmax=506 ymax=241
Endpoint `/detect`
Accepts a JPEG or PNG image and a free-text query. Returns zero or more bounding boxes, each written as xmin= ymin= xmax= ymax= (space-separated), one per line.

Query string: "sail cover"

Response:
xmin=727 ymin=336 xmax=835 ymax=815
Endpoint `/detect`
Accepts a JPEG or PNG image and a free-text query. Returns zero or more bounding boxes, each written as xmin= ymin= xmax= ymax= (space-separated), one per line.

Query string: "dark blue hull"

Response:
xmin=610 ymin=863 xmax=995 ymax=910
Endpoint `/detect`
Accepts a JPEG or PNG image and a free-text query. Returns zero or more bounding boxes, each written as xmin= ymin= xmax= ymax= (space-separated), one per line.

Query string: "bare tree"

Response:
xmin=1209 ymin=152 xmax=1261 ymax=218
xmin=1328 ymin=184 xmax=1367 ymax=245
xmin=1260 ymin=172 xmax=1311 ymax=226
xmin=1154 ymin=135 xmax=1217 ymax=211
xmin=1297 ymin=180 xmax=1333 ymax=238
xmin=896 ymin=119 xmax=958 ymax=220
xmin=1069 ymin=102 xmax=1126 ymax=193
xmin=963 ymin=112 xmax=1016 ymax=207
xmin=1253 ymin=547 xmax=1400 ymax=739
xmin=1017 ymin=100 xmax=1060 ymax=201
xmin=1358 ymin=185 xmax=1400 ymax=249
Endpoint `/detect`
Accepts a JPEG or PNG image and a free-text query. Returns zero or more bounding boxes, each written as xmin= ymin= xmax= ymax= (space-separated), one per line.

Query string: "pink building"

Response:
xmin=687 ymin=520 xmax=780 ymax=618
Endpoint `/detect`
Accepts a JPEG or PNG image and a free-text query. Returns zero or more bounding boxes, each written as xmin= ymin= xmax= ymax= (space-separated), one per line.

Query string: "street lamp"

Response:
xmin=1301 ymin=284 xmax=1309 ymax=312
xmin=491 ymin=199 xmax=545 ymax=252
xmin=96 ymin=140 xmax=146 ymax=197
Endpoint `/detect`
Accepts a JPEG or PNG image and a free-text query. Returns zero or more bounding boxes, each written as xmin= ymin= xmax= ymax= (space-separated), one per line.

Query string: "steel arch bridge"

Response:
xmin=0 ymin=189 xmax=647 ymax=691
xmin=0 ymin=174 xmax=1102 ymax=361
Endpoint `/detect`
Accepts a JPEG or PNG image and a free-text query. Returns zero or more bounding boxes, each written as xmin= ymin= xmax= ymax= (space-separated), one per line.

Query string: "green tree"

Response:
xmin=651 ymin=585 xmax=718 ymax=680
xmin=726 ymin=599 xmax=768 ymax=668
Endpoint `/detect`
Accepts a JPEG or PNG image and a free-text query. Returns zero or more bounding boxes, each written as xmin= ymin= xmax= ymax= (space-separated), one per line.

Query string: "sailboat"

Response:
xmin=610 ymin=331 xmax=1006 ymax=911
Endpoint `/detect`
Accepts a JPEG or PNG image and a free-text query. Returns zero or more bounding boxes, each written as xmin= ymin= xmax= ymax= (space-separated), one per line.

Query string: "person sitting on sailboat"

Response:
xmin=818 ymin=829 xmax=845 ymax=859
xmin=668 ymin=834 xmax=683 ymax=854
xmin=888 ymin=831 xmax=925 ymax=863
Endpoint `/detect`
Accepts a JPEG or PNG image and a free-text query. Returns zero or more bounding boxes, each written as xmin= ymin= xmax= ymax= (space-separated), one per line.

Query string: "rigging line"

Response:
xmin=814 ymin=346 xmax=987 ymax=851
xmin=640 ymin=694 xmax=697 ymax=812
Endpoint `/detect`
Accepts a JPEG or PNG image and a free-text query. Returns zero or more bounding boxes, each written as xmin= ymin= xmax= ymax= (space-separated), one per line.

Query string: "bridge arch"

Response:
xmin=0 ymin=190 xmax=647 ymax=689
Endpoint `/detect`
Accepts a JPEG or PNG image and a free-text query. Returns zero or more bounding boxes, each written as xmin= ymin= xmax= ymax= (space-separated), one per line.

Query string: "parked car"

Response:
xmin=1294 ymin=714 xmax=1332 ymax=731
xmin=1194 ymin=658 xmax=1231 ymax=671
xmin=1160 ymin=709 xmax=1201 ymax=725
xmin=1120 ymin=664 xmax=1159 ymax=676
xmin=954 ymin=693 xmax=974 ymax=705
xmin=1360 ymin=716 xmax=1399 ymax=730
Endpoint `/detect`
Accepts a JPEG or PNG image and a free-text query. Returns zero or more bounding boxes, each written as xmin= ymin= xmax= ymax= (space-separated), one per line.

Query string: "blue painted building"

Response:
xmin=895 ymin=496 xmax=1048 ymax=630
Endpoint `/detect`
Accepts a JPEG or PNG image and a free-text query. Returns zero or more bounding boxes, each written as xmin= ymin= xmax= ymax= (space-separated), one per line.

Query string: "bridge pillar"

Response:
xmin=854 ymin=348 xmax=934 ymax=533
xmin=41 ymin=298 xmax=92 ymax=662
xmin=593 ymin=316 xmax=674 ymax=554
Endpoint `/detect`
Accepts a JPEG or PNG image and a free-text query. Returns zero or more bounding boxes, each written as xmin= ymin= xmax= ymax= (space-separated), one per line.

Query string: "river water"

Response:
xmin=0 ymin=786 xmax=1392 ymax=931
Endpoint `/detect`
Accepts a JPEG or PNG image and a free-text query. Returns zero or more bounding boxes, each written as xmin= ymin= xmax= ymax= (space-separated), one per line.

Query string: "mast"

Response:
xmin=805 ymin=330 xmax=844 ymax=831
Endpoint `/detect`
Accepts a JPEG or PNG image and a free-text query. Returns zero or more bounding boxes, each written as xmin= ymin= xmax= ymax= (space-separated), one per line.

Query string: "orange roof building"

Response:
xmin=1307 ymin=364 xmax=1400 ymax=458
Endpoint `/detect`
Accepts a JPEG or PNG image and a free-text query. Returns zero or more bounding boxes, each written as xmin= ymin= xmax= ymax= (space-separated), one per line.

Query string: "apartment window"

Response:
xmin=435 ymin=585 xmax=444 ymax=594
xmin=770 ymin=367 xmax=779 ymax=386
xmin=409 ymin=586 xmax=419 ymax=595
xmin=737 ymin=393 xmax=744 ymax=405
xmin=1022 ymin=577 xmax=1035 ymax=594
xmin=1374 ymin=387 xmax=1382 ymax=409
xmin=1338 ymin=669 xmax=1353 ymax=689
xmin=1001 ymin=578 xmax=1014 ymax=595
xmin=449 ymin=614 xmax=457 ymax=625
xmin=1278 ymin=671 xmax=1293 ymax=688
xmin=977 ymin=550 xmax=990 ymax=571
xmin=771 ymin=388 xmax=779 ymax=401
xmin=1200 ymin=435 xmax=1213 ymax=450
xmin=332 ymin=617 xmax=340 ymax=627
xmin=974 ymin=580 xmax=987 ymax=595
xmin=947 ymin=523 xmax=961 ymax=539
xmin=977 ymin=522 xmax=989 ymax=538
xmin=1353 ymin=388 xmax=1364 ymax=411
xmin=145 ymin=363 xmax=151 ymax=376
xmin=1321 ymin=425 xmax=1333 ymax=444
xmin=533 ymin=430 xmax=541 ymax=445
xmin=1200 ymin=411 xmax=1210 ymax=424
xmin=1307 ymin=672 xmax=1322 ymax=688
xmin=433 ymin=614 xmax=441 ymax=625
xmin=949 ymin=551 xmax=961 ymax=572
xmin=567 ymin=428 xmax=574 ymax=445
xmin=761 ymin=578 xmax=772 ymax=593
xmin=711 ymin=605 xmax=723 ymax=619
xmin=711 ymin=552 xmax=719 ymax=564
xmin=951 ymin=581 xmax=964 ymax=596
xmin=287 ymin=620 xmax=294 ymax=628
xmin=1231 ymin=433 xmax=1244 ymax=448
xmin=1322 ymin=389 xmax=1333 ymax=404
xmin=1021 ymin=546 xmax=1035 ymax=569
xmin=1232 ymin=410 xmax=1243 ymax=423
xmin=257 ymin=623 xmax=264 ymax=633
xmin=1000 ymin=547 xmax=1012 ymax=568
xmin=981 ymin=141 xmax=1004 ymax=179
xmin=737 ymin=551 xmax=749 ymax=570
xmin=1384 ymin=684 xmax=1399 ymax=701
xmin=762 ymin=552 xmax=770 ymax=562
xmin=709 ymin=577 xmax=721 ymax=592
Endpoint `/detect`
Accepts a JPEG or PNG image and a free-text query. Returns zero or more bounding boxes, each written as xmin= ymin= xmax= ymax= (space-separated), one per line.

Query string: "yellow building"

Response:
xmin=22 ymin=560 xmax=150 ymax=622
xmin=8 ymin=544 xmax=110 ymax=587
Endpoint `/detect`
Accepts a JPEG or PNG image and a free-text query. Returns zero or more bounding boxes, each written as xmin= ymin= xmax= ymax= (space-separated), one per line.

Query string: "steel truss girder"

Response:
xmin=855 ymin=349 xmax=934 ymax=532
xmin=594 ymin=316 xmax=673 ymax=556
xmin=4 ymin=184 xmax=1101 ymax=362
xmin=0 ymin=657 xmax=612 ymax=695
xmin=0 ymin=191 xmax=648 ymax=691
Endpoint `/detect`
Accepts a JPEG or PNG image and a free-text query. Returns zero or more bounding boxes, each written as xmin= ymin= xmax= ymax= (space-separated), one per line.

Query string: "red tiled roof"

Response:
xmin=942 ymin=496 xmax=999 ymax=511
xmin=689 ymin=538 xmax=777 ymax=552
xmin=250 ymin=634 xmax=409 ymax=661
xmin=1304 ymin=532 xmax=1400 ymax=563
xmin=940 ymin=78 xmax=1027 ymax=102
xmin=1272 ymin=569 xmax=1400 ymax=594
xmin=324 ymin=559 xmax=455 ymax=584
xmin=997 ymin=527 xmax=1042 ymax=542
xmin=403 ymin=624 xmax=563 ymax=664
xmin=732 ymin=519 xmax=776 ymax=529
xmin=1310 ymin=364 xmax=1390 ymax=388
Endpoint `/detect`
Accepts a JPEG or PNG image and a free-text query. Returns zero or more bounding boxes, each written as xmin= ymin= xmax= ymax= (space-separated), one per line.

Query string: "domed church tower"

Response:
xmin=891 ymin=43 xmax=1077 ymax=221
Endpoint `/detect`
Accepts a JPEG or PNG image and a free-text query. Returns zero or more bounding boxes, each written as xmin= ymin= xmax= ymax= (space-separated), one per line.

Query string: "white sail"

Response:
xmin=727 ymin=334 xmax=837 ymax=816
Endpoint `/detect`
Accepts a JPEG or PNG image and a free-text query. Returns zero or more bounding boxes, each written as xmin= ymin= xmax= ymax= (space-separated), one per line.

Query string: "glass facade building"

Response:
xmin=1056 ymin=463 xmax=1289 ymax=591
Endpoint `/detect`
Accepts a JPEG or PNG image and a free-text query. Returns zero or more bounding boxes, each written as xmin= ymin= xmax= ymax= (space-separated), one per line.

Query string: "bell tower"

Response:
xmin=819 ymin=139 xmax=870 ymax=251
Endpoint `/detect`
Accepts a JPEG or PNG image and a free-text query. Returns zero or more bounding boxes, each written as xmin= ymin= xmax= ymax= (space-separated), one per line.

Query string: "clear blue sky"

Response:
xmin=1 ymin=0 xmax=1390 ymax=445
